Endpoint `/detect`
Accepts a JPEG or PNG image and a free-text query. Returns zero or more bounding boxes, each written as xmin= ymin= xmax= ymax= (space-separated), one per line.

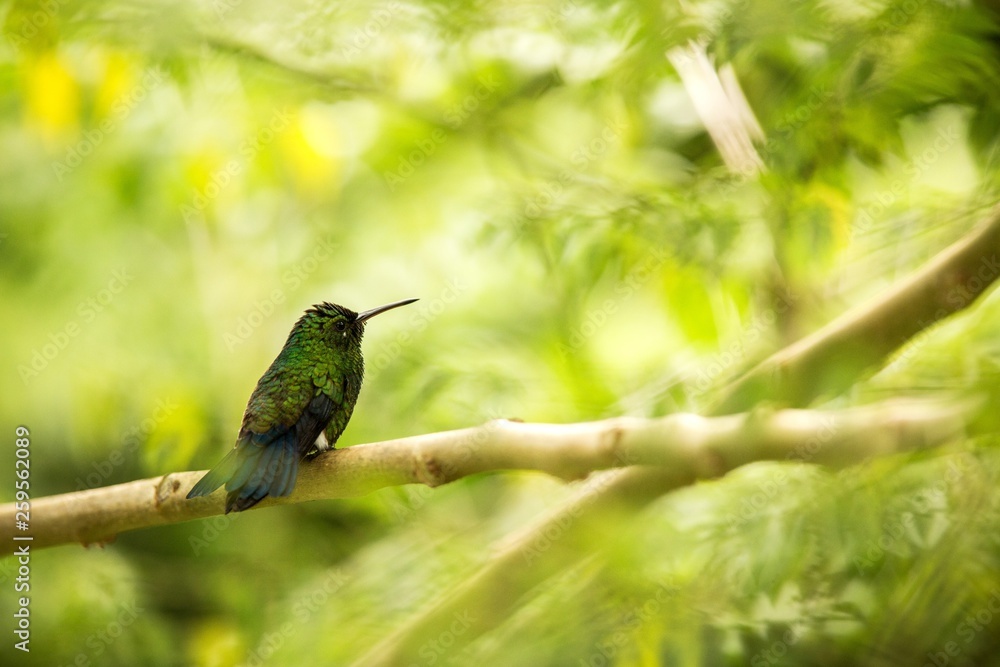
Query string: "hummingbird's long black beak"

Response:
xmin=356 ymin=298 xmax=419 ymax=323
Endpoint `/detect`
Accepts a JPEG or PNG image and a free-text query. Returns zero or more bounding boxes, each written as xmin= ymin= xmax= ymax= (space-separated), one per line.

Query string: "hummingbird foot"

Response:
xmin=305 ymin=432 xmax=333 ymax=460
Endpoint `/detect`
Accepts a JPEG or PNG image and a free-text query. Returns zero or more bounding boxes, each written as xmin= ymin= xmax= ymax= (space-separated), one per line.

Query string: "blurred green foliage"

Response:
xmin=3 ymin=0 xmax=1000 ymax=664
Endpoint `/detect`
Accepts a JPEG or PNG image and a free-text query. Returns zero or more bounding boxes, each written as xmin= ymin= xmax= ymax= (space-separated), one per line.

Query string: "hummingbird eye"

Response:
xmin=334 ymin=320 xmax=347 ymax=332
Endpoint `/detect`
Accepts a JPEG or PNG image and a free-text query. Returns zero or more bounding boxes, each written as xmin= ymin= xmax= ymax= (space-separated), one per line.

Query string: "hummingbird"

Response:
xmin=187 ymin=298 xmax=418 ymax=513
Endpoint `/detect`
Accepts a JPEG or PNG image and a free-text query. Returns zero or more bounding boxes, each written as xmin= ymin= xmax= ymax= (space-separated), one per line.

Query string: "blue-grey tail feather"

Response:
xmin=228 ymin=445 xmax=266 ymax=490
xmin=187 ymin=448 xmax=242 ymax=498
xmin=271 ymin=438 xmax=298 ymax=497
xmin=186 ymin=433 xmax=299 ymax=513
xmin=224 ymin=433 xmax=299 ymax=513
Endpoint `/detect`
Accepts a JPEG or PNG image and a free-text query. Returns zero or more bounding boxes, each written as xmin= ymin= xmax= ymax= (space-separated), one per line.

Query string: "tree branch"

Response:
xmin=0 ymin=399 xmax=973 ymax=556
xmin=710 ymin=204 xmax=1000 ymax=414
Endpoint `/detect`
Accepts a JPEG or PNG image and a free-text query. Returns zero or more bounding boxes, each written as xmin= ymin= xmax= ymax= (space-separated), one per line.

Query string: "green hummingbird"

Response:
xmin=187 ymin=298 xmax=418 ymax=513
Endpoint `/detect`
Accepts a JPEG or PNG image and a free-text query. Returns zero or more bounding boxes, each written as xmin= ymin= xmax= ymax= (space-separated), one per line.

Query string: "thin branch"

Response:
xmin=711 ymin=204 xmax=1000 ymax=414
xmin=0 ymin=399 xmax=973 ymax=557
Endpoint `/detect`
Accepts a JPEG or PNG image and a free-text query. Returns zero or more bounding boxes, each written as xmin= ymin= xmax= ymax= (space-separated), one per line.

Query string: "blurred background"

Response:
xmin=4 ymin=0 xmax=1000 ymax=664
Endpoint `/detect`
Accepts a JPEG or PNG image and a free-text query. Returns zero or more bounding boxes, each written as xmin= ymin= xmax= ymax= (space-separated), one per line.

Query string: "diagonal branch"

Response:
xmin=710 ymin=204 xmax=1000 ymax=414
xmin=0 ymin=399 xmax=974 ymax=556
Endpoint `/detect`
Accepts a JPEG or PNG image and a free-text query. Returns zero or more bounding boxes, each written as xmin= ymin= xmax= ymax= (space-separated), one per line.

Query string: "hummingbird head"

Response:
xmin=304 ymin=298 xmax=418 ymax=349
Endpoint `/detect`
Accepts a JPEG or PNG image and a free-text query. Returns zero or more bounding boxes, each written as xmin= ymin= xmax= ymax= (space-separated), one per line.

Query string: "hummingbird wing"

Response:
xmin=186 ymin=366 xmax=337 ymax=512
